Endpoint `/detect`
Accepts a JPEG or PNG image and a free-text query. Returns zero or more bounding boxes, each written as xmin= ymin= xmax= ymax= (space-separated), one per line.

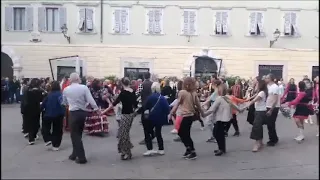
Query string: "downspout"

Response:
xmin=100 ymin=0 xmax=103 ymax=43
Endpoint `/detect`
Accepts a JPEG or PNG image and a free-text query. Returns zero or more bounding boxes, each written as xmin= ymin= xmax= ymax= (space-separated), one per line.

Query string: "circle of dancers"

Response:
xmin=7 ymin=72 xmax=318 ymax=164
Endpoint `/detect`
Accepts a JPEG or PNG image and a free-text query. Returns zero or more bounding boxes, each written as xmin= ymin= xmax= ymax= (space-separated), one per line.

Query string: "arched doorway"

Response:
xmin=194 ymin=56 xmax=218 ymax=78
xmin=1 ymin=52 xmax=13 ymax=79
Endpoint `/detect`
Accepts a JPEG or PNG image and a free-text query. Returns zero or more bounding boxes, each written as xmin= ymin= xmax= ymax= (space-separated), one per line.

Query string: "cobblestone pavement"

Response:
xmin=1 ymin=104 xmax=319 ymax=179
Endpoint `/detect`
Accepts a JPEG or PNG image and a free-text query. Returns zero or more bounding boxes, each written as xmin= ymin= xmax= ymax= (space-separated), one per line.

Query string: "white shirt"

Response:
xmin=266 ymin=83 xmax=280 ymax=108
xmin=255 ymin=91 xmax=267 ymax=111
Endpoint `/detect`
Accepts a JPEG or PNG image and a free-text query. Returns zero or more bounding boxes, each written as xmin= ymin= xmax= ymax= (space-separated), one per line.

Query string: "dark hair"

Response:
xmin=183 ymin=77 xmax=196 ymax=92
xmin=258 ymin=80 xmax=268 ymax=99
xmin=121 ymin=77 xmax=130 ymax=86
xmin=298 ymin=81 xmax=306 ymax=92
xmin=226 ymin=88 xmax=233 ymax=95
xmin=214 ymin=80 xmax=222 ymax=86
xmin=29 ymin=78 xmax=39 ymax=88
xmin=91 ymin=79 xmax=101 ymax=91
xmin=177 ymin=80 xmax=183 ymax=91
xmin=50 ymin=81 xmax=61 ymax=92
xmin=144 ymin=72 xmax=151 ymax=79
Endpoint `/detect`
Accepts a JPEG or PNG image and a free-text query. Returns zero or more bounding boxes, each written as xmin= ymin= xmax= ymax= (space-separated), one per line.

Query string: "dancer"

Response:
xmin=63 ymin=73 xmax=99 ymax=164
xmin=169 ymin=77 xmax=204 ymax=160
xmin=143 ymin=82 xmax=170 ymax=156
xmin=285 ymin=81 xmax=314 ymax=143
xmin=281 ymin=78 xmax=297 ymax=118
xmin=304 ymin=78 xmax=314 ymax=124
xmin=246 ymin=76 xmax=259 ymax=125
xmin=314 ymin=76 xmax=319 ymax=136
xmin=264 ymin=74 xmax=280 ymax=146
xmin=40 ymin=81 xmax=65 ymax=150
xmin=103 ymin=77 xmax=137 ymax=160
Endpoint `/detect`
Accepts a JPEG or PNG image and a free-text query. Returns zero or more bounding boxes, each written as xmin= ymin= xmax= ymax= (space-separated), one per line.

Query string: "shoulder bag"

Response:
xmin=190 ymin=92 xmax=201 ymax=121
xmin=144 ymin=95 xmax=161 ymax=119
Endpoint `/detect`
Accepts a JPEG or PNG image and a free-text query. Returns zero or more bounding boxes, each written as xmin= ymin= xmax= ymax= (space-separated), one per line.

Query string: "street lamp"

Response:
xmin=269 ymin=29 xmax=281 ymax=48
xmin=61 ymin=24 xmax=71 ymax=44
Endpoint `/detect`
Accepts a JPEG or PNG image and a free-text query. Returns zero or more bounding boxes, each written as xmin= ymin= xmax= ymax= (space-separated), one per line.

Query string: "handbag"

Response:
xmin=144 ymin=95 xmax=161 ymax=119
xmin=190 ymin=92 xmax=201 ymax=121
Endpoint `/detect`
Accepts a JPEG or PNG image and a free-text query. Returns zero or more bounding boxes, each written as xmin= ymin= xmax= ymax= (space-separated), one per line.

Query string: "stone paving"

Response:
xmin=1 ymin=104 xmax=319 ymax=179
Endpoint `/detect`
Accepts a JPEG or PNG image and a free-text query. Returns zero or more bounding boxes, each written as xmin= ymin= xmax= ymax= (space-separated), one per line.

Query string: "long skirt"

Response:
xmin=85 ymin=111 xmax=109 ymax=135
xmin=118 ymin=114 xmax=134 ymax=155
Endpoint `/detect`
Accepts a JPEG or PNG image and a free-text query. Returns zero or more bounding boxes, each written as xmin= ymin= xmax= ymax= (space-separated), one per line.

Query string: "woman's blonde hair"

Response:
xmin=151 ymin=82 xmax=161 ymax=93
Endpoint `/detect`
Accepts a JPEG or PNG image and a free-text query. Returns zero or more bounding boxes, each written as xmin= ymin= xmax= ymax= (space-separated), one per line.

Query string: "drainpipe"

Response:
xmin=100 ymin=0 xmax=103 ymax=43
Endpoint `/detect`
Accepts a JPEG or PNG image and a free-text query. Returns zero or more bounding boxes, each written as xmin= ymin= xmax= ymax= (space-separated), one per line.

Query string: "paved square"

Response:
xmin=1 ymin=104 xmax=319 ymax=179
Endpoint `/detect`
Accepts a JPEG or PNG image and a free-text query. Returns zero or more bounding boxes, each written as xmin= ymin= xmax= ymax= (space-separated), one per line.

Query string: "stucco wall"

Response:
xmin=3 ymin=44 xmax=318 ymax=81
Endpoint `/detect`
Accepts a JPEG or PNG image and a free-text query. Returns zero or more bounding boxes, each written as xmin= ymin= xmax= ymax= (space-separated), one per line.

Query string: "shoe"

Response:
xmin=45 ymin=141 xmax=52 ymax=146
xmin=206 ymin=137 xmax=216 ymax=143
xmin=24 ymin=133 xmax=29 ymax=138
xmin=294 ymin=135 xmax=305 ymax=142
xmin=309 ymin=119 xmax=314 ymax=125
xmin=173 ymin=137 xmax=181 ymax=142
xmin=182 ymin=150 xmax=191 ymax=158
xmin=185 ymin=152 xmax=197 ymax=160
xmin=252 ymin=144 xmax=259 ymax=152
xmin=304 ymin=119 xmax=309 ymax=124
xmin=121 ymin=153 xmax=132 ymax=160
xmin=139 ymin=140 xmax=145 ymax=145
xmin=52 ymin=147 xmax=59 ymax=151
xmin=75 ymin=159 xmax=87 ymax=164
xmin=157 ymin=150 xmax=165 ymax=155
xmin=214 ymin=150 xmax=219 ymax=153
xmin=233 ymin=132 xmax=240 ymax=137
xmin=143 ymin=150 xmax=157 ymax=156
xmin=68 ymin=155 xmax=76 ymax=161
xmin=28 ymin=141 xmax=35 ymax=145
xmin=171 ymin=129 xmax=178 ymax=134
xmin=267 ymin=141 xmax=278 ymax=146
xmin=214 ymin=150 xmax=225 ymax=156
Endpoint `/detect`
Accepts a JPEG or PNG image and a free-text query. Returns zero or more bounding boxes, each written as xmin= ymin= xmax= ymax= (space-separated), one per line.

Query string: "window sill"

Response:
xmin=142 ymin=33 xmax=165 ymax=36
xmin=280 ymin=34 xmax=301 ymax=38
xmin=7 ymin=30 xmax=30 ymax=32
xmin=40 ymin=31 xmax=61 ymax=34
xmin=76 ymin=31 xmax=98 ymax=35
xmin=109 ymin=32 xmax=132 ymax=35
xmin=210 ymin=34 xmax=231 ymax=37
xmin=179 ymin=34 xmax=198 ymax=37
xmin=245 ymin=33 xmax=266 ymax=37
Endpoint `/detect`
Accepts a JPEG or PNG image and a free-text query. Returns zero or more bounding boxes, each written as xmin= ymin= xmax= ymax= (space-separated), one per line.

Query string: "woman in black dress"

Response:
xmin=281 ymin=78 xmax=297 ymax=103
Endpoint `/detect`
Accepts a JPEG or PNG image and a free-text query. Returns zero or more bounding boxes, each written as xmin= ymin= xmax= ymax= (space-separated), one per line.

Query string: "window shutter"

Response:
xmin=38 ymin=7 xmax=46 ymax=32
xmin=189 ymin=11 xmax=196 ymax=35
xmin=249 ymin=12 xmax=257 ymax=34
xmin=154 ymin=9 xmax=162 ymax=34
xmin=59 ymin=7 xmax=66 ymax=30
xmin=78 ymin=8 xmax=85 ymax=30
xmin=120 ymin=9 xmax=128 ymax=33
xmin=182 ymin=11 xmax=189 ymax=34
xmin=86 ymin=9 xmax=94 ymax=31
xmin=215 ymin=12 xmax=222 ymax=34
xmin=256 ymin=12 xmax=263 ymax=33
xmin=5 ymin=7 xmax=13 ymax=31
xmin=284 ymin=13 xmax=291 ymax=34
xmin=221 ymin=12 xmax=228 ymax=34
xmin=113 ymin=9 xmax=121 ymax=33
xmin=26 ymin=7 xmax=33 ymax=31
xmin=290 ymin=13 xmax=298 ymax=35
xmin=147 ymin=9 xmax=154 ymax=33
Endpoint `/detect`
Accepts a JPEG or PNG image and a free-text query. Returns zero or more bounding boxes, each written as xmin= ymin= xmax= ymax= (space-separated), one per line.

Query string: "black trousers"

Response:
xmin=225 ymin=114 xmax=239 ymax=133
xmin=178 ymin=116 xmax=195 ymax=151
xmin=141 ymin=110 xmax=155 ymax=140
xmin=213 ymin=121 xmax=228 ymax=152
xmin=25 ymin=112 xmax=40 ymax=142
xmin=69 ymin=110 xmax=88 ymax=160
xmin=143 ymin=119 xmax=164 ymax=150
xmin=22 ymin=114 xmax=27 ymax=133
xmin=41 ymin=115 xmax=64 ymax=147
xmin=266 ymin=108 xmax=279 ymax=143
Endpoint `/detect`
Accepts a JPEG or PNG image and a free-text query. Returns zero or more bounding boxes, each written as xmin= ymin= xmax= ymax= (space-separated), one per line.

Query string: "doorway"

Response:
xmin=194 ymin=56 xmax=218 ymax=78
xmin=258 ymin=65 xmax=283 ymax=80
xmin=124 ymin=68 xmax=149 ymax=80
xmin=1 ymin=52 xmax=13 ymax=79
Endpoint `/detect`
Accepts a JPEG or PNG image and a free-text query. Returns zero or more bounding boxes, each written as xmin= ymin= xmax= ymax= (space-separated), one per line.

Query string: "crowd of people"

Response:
xmin=3 ymin=71 xmax=319 ymax=164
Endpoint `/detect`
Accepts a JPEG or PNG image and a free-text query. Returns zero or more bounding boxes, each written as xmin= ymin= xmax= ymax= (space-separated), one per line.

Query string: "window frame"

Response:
xmin=77 ymin=7 xmax=96 ymax=34
xmin=9 ymin=6 xmax=28 ymax=32
xmin=180 ymin=9 xmax=198 ymax=36
xmin=281 ymin=11 xmax=300 ymax=38
xmin=110 ymin=7 xmax=130 ymax=35
xmin=246 ymin=11 xmax=266 ymax=37
xmin=45 ymin=7 xmax=60 ymax=32
xmin=211 ymin=11 xmax=231 ymax=37
xmin=144 ymin=8 xmax=164 ymax=36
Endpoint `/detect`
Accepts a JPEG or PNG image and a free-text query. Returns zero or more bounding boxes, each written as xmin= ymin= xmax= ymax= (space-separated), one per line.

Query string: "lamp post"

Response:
xmin=61 ymin=24 xmax=71 ymax=44
xmin=269 ymin=29 xmax=281 ymax=48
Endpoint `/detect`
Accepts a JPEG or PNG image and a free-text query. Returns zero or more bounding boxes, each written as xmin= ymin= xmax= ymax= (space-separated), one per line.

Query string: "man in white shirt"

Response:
xmin=265 ymin=74 xmax=280 ymax=146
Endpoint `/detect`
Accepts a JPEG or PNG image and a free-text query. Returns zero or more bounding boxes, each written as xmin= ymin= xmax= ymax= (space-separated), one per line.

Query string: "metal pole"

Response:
xmin=48 ymin=59 xmax=55 ymax=81
xmin=218 ymin=59 xmax=223 ymax=76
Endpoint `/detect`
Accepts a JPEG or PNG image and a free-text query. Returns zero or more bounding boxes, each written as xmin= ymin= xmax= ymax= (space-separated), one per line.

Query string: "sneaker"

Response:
xmin=182 ymin=150 xmax=191 ymax=158
xmin=171 ymin=129 xmax=178 ymax=134
xmin=233 ymin=131 xmax=240 ymax=137
xmin=52 ymin=147 xmax=59 ymax=151
xmin=206 ymin=137 xmax=216 ymax=143
xmin=304 ymin=119 xmax=309 ymax=124
xmin=267 ymin=140 xmax=278 ymax=146
xmin=173 ymin=137 xmax=181 ymax=142
xmin=157 ymin=150 xmax=165 ymax=155
xmin=294 ymin=135 xmax=305 ymax=142
xmin=45 ymin=141 xmax=52 ymax=146
xmin=143 ymin=150 xmax=157 ymax=156
xmin=28 ymin=141 xmax=35 ymax=145
xmin=309 ymin=119 xmax=314 ymax=125
xmin=24 ymin=133 xmax=29 ymax=138
xmin=185 ymin=152 xmax=197 ymax=160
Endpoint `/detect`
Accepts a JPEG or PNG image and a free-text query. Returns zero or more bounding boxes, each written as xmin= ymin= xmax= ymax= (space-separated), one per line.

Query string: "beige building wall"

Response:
xmin=2 ymin=44 xmax=318 ymax=82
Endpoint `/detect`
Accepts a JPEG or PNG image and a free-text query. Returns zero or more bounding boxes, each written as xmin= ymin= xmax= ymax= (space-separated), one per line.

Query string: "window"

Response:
xmin=214 ymin=12 xmax=229 ymax=35
xmin=181 ymin=9 xmax=197 ymax=35
xmin=46 ymin=8 xmax=59 ymax=32
xmin=78 ymin=8 xmax=94 ymax=32
xmin=13 ymin=8 xmax=26 ymax=30
xmin=249 ymin=12 xmax=264 ymax=36
xmin=146 ymin=8 xmax=163 ymax=35
xmin=5 ymin=6 xmax=33 ymax=31
xmin=112 ymin=8 xmax=129 ymax=34
xmin=283 ymin=12 xmax=298 ymax=36
xmin=38 ymin=7 xmax=66 ymax=32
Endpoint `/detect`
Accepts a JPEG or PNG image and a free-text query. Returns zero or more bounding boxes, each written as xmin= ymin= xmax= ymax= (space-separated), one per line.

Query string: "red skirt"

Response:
xmin=85 ymin=112 xmax=109 ymax=134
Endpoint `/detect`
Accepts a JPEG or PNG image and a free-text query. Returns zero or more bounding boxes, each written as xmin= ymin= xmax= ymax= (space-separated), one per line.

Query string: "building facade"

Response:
xmin=1 ymin=0 xmax=319 ymax=81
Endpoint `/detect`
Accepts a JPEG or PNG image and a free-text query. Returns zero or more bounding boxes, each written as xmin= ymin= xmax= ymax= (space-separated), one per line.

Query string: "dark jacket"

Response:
xmin=145 ymin=93 xmax=170 ymax=126
xmin=141 ymin=79 xmax=153 ymax=105
xmin=22 ymin=87 xmax=43 ymax=115
xmin=41 ymin=91 xmax=65 ymax=118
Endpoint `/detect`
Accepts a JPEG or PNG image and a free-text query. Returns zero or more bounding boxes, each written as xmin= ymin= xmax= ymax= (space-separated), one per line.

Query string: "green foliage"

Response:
xmin=104 ymin=75 xmax=117 ymax=82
